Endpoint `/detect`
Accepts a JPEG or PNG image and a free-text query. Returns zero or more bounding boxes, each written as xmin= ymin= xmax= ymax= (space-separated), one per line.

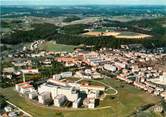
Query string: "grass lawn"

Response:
xmin=134 ymin=110 xmax=163 ymax=117
xmin=63 ymin=77 xmax=81 ymax=82
xmin=105 ymin=88 xmax=117 ymax=94
xmin=39 ymin=41 xmax=77 ymax=52
xmin=0 ymin=78 xmax=161 ymax=117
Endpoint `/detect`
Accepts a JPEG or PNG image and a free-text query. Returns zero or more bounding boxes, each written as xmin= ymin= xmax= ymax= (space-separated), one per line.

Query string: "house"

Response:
xmin=160 ymin=92 xmax=166 ymax=100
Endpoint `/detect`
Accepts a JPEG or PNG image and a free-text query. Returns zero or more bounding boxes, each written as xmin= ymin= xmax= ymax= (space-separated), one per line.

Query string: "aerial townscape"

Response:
xmin=0 ymin=0 xmax=166 ymax=117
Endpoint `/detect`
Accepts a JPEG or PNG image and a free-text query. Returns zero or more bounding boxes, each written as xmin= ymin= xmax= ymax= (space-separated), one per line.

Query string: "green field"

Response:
xmin=0 ymin=78 xmax=161 ymax=117
xmin=39 ymin=41 xmax=77 ymax=52
xmin=117 ymin=31 xmax=140 ymax=36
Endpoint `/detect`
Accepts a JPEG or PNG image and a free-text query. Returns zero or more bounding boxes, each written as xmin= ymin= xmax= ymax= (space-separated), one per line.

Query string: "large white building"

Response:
xmin=38 ymin=83 xmax=79 ymax=102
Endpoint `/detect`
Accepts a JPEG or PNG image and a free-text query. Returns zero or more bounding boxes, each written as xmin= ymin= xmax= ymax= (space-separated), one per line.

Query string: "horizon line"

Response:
xmin=1 ymin=4 xmax=166 ymax=6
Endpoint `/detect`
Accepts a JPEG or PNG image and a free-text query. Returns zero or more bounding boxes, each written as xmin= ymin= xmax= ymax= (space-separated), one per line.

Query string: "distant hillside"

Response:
xmin=1 ymin=5 xmax=166 ymax=18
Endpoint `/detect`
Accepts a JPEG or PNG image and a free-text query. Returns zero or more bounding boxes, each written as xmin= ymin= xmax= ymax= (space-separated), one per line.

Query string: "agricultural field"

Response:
xmin=83 ymin=31 xmax=151 ymax=39
xmin=38 ymin=41 xmax=78 ymax=52
xmin=110 ymin=16 xmax=157 ymax=22
xmin=0 ymin=78 xmax=161 ymax=117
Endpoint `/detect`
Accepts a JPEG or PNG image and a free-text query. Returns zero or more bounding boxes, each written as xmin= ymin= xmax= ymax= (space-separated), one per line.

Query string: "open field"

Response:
xmin=83 ymin=31 xmax=152 ymax=39
xmin=0 ymin=78 xmax=161 ymax=117
xmin=78 ymin=79 xmax=106 ymax=86
xmin=110 ymin=16 xmax=158 ymax=22
xmin=83 ymin=31 xmax=119 ymax=37
xmin=39 ymin=41 xmax=77 ymax=52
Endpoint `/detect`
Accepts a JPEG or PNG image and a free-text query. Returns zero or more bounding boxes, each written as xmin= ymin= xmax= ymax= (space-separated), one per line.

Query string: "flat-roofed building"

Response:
xmin=57 ymin=87 xmax=78 ymax=102
xmin=15 ymin=82 xmax=33 ymax=94
xmin=38 ymin=82 xmax=79 ymax=102
xmin=47 ymin=79 xmax=67 ymax=87
xmin=21 ymin=69 xmax=39 ymax=74
xmin=61 ymin=72 xmax=72 ymax=78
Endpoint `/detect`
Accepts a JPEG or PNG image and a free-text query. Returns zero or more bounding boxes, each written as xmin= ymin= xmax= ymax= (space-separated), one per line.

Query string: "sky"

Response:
xmin=1 ymin=0 xmax=166 ymax=5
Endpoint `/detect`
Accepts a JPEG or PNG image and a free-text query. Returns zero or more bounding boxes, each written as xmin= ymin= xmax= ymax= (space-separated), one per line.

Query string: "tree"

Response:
xmin=161 ymin=98 xmax=166 ymax=112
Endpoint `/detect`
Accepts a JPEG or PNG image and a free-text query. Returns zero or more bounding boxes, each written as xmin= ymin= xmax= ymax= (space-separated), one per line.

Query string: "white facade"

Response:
xmin=88 ymin=103 xmax=95 ymax=109
xmin=61 ymin=72 xmax=72 ymax=78
xmin=53 ymin=74 xmax=61 ymax=80
xmin=56 ymin=87 xmax=78 ymax=102
xmin=38 ymin=92 xmax=51 ymax=104
xmin=72 ymin=98 xmax=81 ymax=108
xmin=38 ymin=83 xmax=79 ymax=102
xmin=29 ymin=91 xmax=38 ymax=99
xmin=21 ymin=69 xmax=39 ymax=74
xmin=87 ymin=90 xmax=100 ymax=98
xmin=15 ymin=82 xmax=33 ymax=94
xmin=54 ymin=95 xmax=66 ymax=107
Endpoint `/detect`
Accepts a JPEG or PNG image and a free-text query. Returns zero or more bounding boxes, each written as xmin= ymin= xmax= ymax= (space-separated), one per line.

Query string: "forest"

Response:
xmin=1 ymin=18 xmax=166 ymax=49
